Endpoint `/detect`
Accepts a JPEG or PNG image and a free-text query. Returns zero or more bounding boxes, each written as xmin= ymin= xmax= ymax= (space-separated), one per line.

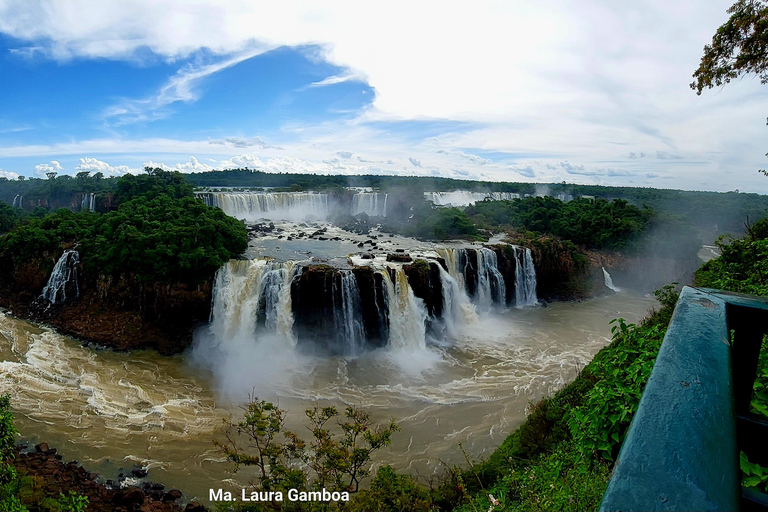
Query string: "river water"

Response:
xmin=0 ymin=289 xmax=654 ymax=503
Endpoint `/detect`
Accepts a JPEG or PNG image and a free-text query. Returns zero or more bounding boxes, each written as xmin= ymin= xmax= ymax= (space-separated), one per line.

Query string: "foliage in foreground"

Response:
xmin=214 ymin=399 xmax=400 ymax=511
xmin=0 ymin=394 xmax=90 ymax=511
xmin=695 ymin=217 xmax=768 ymax=296
xmin=450 ymin=285 xmax=677 ymax=512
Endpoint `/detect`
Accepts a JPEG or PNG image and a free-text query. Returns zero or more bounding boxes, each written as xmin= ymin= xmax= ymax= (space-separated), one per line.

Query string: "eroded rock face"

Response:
xmin=291 ymin=264 xmax=389 ymax=354
xmin=403 ymin=259 xmax=443 ymax=319
xmin=0 ymin=253 xmax=212 ymax=355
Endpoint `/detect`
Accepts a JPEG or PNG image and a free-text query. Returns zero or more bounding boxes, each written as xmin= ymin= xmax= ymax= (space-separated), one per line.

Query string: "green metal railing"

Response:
xmin=600 ymin=286 xmax=768 ymax=512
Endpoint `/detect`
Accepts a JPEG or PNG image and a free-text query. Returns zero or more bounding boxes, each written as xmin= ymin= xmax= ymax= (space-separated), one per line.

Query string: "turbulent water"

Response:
xmin=0 ymin=289 xmax=654 ymax=501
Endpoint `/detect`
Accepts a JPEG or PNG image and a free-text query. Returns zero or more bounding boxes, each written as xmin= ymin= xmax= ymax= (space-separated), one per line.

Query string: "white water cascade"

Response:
xmin=602 ymin=267 xmax=621 ymax=293
xmin=424 ymin=191 xmax=520 ymax=206
xmin=333 ymin=271 xmax=367 ymax=355
xmin=476 ymin=248 xmax=507 ymax=309
xmin=12 ymin=195 xmax=22 ymax=208
xmin=81 ymin=193 xmax=95 ymax=212
xmin=381 ymin=266 xmax=428 ymax=351
xmin=196 ymin=192 xmax=330 ymax=221
xmin=351 ymin=192 xmax=387 ymax=217
xmin=513 ymin=247 xmax=538 ymax=307
xmin=41 ymin=250 xmax=80 ymax=304
xmin=437 ymin=246 xmax=537 ymax=307
xmin=207 ymin=259 xmax=297 ymax=345
xmin=436 ymin=265 xmax=478 ymax=337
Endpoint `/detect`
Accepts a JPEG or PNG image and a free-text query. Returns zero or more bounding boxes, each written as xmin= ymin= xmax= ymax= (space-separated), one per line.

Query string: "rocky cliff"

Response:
xmin=0 ymin=251 xmax=211 ymax=355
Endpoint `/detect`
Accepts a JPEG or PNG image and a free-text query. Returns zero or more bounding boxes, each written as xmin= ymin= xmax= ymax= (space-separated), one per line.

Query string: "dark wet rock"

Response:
xmin=386 ymin=253 xmax=412 ymax=263
xmin=403 ymin=260 xmax=444 ymax=333
xmin=131 ymin=467 xmax=149 ymax=478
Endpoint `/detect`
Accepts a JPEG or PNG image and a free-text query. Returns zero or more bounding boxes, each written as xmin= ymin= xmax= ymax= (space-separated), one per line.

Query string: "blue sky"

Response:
xmin=1 ymin=0 xmax=767 ymax=193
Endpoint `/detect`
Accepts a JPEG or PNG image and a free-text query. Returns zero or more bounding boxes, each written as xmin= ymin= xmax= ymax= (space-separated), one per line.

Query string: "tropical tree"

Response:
xmin=692 ymin=0 xmax=768 ymax=172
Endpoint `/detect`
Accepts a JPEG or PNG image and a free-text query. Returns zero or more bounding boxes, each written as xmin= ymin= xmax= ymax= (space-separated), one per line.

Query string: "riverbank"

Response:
xmin=11 ymin=441 xmax=207 ymax=512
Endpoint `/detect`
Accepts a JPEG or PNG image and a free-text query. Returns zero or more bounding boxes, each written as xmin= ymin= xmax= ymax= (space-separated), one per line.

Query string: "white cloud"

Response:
xmin=0 ymin=169 xmax=19 ymax=180
xmin=75 ymin=157 xmax=132 ymax=176
xmin=34 ymin=160 xmax=62 ymax=176
xmin=4 ymin=1 xmax=768 ymax=192
xmin=218 ymin=154 xmax=266 ymax=169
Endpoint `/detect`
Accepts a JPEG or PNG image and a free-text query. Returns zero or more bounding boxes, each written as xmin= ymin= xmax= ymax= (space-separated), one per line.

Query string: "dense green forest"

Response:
xmin=2 ymin=169 xmax=768 ymax=242
xmin=0 ymin=169 xmax=247 ymax=284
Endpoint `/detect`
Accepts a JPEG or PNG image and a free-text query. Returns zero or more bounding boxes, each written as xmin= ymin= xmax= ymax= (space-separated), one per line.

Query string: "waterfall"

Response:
xmin=195 ymin=191 xmax=330 ymax=221
xmin=351 ymin=192 xmax=387 ymax=217
xmin=208 ymin=259 xmax=297 ymax=346
xmin=41 ymin=250 xmax=80 ymax=304
xmin=12 ymin=195 xmax=19 ymax=208
xmin=333 ymin=271 xmax=367 ymax=355
xmin=602 ymin=267 xmax=621 ymax=293
xmin=381 ymin=267 xmax=427 ymax=350
xmin=436 ymin=265 xmax=478 ymax=337
xmin=476 ymin=248 xmax=507 ymax=308
xmin=81 ymin=193 xmax=95 ymax=212
xmin=424 ymin=191 xmax=520 ymax=206
xmin=513 ymin=247 xmax=538 ymax=307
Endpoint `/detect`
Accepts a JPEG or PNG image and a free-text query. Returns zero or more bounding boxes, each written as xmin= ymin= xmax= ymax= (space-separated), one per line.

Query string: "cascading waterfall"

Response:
xmin=208 ymin=259 xmax=297 ymax=346
xmin=602 ymin=267 xmax=621 ymax=293
xmin=81 ymin=193 xmax=95 ymax=212
xmin=436 ymin=265 xmax=478 ymax=337
xmin=12 ymin=195 xmax=22 ymax=208
xmin=351 ymin=192 xmax=387 ymax=217
xmin=41 ymin=250 xmax=80 ymax=304
xmin=424 ymin=191 xmax=520 ymax=206
xmin=437 ymin=246 xmax=537 ymax=307
xmin=475 ymin=248 xmax=506 ymax=309
xmin=196 ymin=191 xmax=330 ymax=221
xmin=332 ymin=271 xmax=367 ymax=355
xmin=381 ymin=267 xmax=427 ymax=350
xmin=201 ymin=243 xmax=538 ymax=357
xmin=513 ymin=247 xmax=538 ymax=307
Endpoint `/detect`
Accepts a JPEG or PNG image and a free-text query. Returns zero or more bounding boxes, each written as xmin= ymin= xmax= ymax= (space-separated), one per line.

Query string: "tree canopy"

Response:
xmin=691 ymin=0 xmax=768 ymax=95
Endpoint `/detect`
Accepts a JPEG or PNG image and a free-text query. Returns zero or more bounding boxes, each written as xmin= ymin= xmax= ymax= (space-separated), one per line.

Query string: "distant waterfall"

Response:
xmin=602 ymin=267 xmax=621 ymax=293
xmin=81 ymin=193 xmax=95 ymax=212
xmin=351 ymin=192 xmax=387 ymax=217
xmin=424 ymin=191 xmax=520 ymax=206
xmin=513 ymin=247 xmax=538 ymax=307
xmin=41 ymin=250 xmax=80 ymax=304
xmin=196 ymin=191 xmax=330 ymax=221
xmin=12 ymin=195 xmax=22 ymax=208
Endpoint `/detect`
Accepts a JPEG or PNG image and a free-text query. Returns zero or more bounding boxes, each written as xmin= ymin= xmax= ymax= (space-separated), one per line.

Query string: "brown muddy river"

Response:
xmin=0 ymin=291 xmax=654 ymax=503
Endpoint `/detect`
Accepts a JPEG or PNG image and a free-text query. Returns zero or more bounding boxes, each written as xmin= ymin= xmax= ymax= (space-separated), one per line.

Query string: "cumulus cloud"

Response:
xmin=408 ymin=157 xmax=422 ymax=168
xmin=34 ymin=160 xmax=63 ymax=176
xmin=0 ymin=169 xmax=19 ymax=180
xmin=76 ymin=157 xmax=131 ymax=176
xmin=336 ymin=151 xmax=353 ymax=159
xmin=219 ymin=154 xmax=266 ymax=169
